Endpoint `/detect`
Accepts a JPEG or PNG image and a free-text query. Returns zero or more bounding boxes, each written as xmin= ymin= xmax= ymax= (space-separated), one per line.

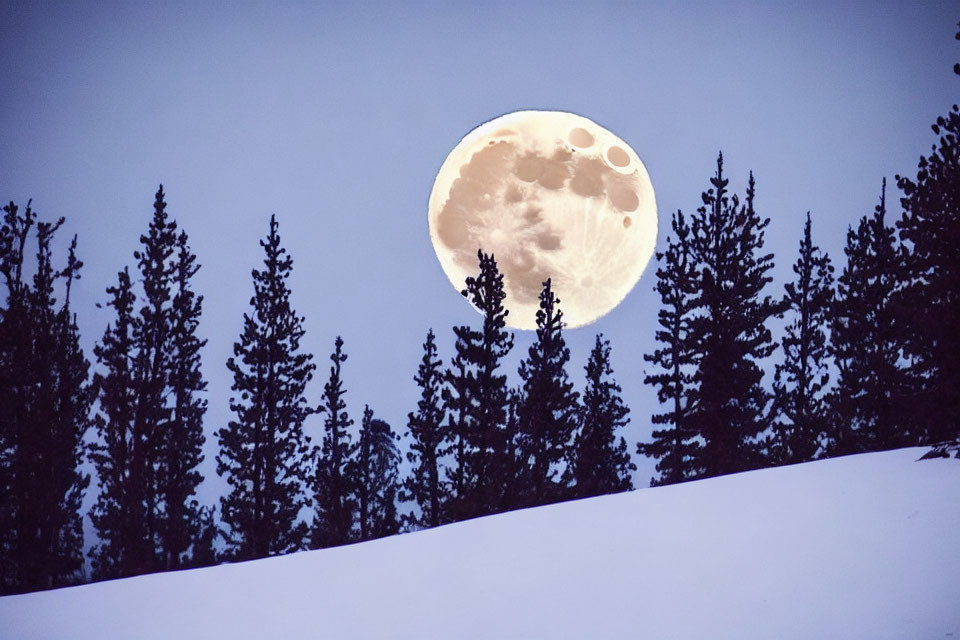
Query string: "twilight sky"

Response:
xmin=1 ymin=1 xmax=956 ymax=514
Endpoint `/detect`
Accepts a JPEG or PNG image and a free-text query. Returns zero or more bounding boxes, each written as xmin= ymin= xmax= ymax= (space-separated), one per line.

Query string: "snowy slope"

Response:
xmin=2 ymin=447 xmax=958 ymax=640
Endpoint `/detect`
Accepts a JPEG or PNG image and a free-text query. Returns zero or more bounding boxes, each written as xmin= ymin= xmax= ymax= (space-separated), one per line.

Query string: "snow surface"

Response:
xmin=2 ymin=447 xmax=958 ymax=639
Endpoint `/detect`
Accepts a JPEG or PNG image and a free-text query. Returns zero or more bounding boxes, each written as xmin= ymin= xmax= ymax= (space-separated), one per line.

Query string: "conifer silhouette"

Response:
xmin=770 ymin=213 xmax=834 ymax=464
xmin=829 ymin=181 xmax=908 ymax=454
xmin=312 ymin=336 xmax=357 ymax=548
xmin=571 ymin=334 xmax=634 ymax=497
xmin=638 ymin=210 xmax=701 ymax=484
xmin=159 ymin=230 xmax=207 ymax=570
xmin=515 ymin=278 xmax=579 ymax=507
xmin=402 ymin=329 xmax=449 ymax=529
xmin=687 ymin=155 xmax=778 ymax=477
xmin=89 ymin=266 xmax=141 ymax=578
xmin=355 ymin=406 xmax=401 ymax=541
xmin=0 ymin=202 xmax=91 ymax=593
xmin=444 ymin=250 xmax=513 ymax=520
xmin=895 ymin=28 xmax=960 ymax=445
xmin=218 ymin=214 xmax=314 ymax=560
xmin=90 ymin=186 xmax=206 ymax=577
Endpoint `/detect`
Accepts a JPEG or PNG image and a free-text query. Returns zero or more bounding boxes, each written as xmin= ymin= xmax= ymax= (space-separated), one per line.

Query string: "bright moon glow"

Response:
xmin=428 ymin=110 xmax=657 ymax=330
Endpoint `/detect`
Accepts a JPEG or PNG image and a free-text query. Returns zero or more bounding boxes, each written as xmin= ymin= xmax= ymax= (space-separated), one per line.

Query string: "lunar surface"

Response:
xmin=428 ymin=110 xmax=657 ymax=330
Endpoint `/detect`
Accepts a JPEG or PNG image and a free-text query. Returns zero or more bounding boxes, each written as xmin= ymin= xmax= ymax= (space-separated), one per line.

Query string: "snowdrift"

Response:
xmin=2 ymin=447 xmax=958 ymax=639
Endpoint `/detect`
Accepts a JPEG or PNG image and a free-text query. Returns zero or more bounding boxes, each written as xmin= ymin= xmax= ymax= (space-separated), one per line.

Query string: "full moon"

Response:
xmin=428 ymin=110 xmax=657 ymax=330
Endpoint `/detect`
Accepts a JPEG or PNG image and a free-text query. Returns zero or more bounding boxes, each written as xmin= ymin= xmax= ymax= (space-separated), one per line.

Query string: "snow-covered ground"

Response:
xmin=2 ymin=447 xmax=958 ymax=639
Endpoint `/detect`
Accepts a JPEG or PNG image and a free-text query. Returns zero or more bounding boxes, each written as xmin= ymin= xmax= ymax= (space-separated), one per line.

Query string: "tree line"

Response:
xmin=2 ymin=36 xmax=958 ymax=595
xmin=639 ymin=154 xmax=957 ymax=485
xmin=0 ymin=192 xmax=635 ymax=593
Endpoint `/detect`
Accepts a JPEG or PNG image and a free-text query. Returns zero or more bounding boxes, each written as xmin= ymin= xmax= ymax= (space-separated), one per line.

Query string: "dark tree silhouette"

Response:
xmin=0 ymin=202 xmax=91 ymax=594
xmin=769 ymin=213 xmax=835 ymax=464
xmin=218 ymin=214 xmax=314 ymax=561
xmin=312 ymin=336 xmax=357 ymax=548
xmin=895 ymin=31 xmax=960 ymax=445
xmin=638 ymin=209 xmax=701 ymax=485
xmin=441 ymin=335 xmax=472 ymax=523
xmin=90 ymin=186 xmax=206 ymax=578
xmin=570 ymin=334 xmax=634 ymax=498
xmin=444 ymin=250 xmax=514 ymax=520
xmin=129 ymin=185 xmax=178 ymax=571
xmin=89 ymin=266 xmax=142 ymax=578
xmin=158 ymin=231 xmax=207 ymax=570
xmin=828 ymin=181 xmax=908 ymax=454
xmin=354 ymin=406 xmax=401 ymax=541
xmin=687 ymin=154 xmax=778 ymax=477
xmin=515 ymin=278 xmax=579 ymax=507
xmin=402 ymin=329 xmax=449 ymax=529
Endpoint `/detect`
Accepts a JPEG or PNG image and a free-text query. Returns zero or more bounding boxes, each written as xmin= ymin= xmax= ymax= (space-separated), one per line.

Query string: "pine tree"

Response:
xmin=90 ymin=186 xmax=206 ymax=578
xmin=89 ymin=266 xmax=143 ymax=578
xmin=638 ymin=209 xmax=701 ymax=485
xmin=687 ymin=154 xmax=778 ymax=477
xmin=355 ymin=406 xmax=401 ymax=541
xmin=158 ymin=231 xmax=207 ymax=570
xmin=402 ymin=329 xmax=448 ymax=529
xmin=0 ymin=206 xmax=21 ymax=587
xmin=312 ymin=336 xmax=357 ymax=548
xmin=130 ymin=185 xmax=178 ymax=571
xmin=441 ymin=340 xmax=472 ymax=523
xmin=0 ymin=203 xmax=91 ymax=593
xmin=218 ymin=214 xmax=314 ymax=561
xmin=894 ymin=30 xmax=960 ymax=444
xmin=828 ymin=181 xmax=907 ymax=454
xmin=770 ymin=213 xmax=834 ymax=464
xmin=44 ymin=234 xmax=91 ymax=589
xmin=570 ymin=334 xmax=635 ymax=498
xmin=36 ymin=232 xmax=90 ymax=590
xmin=443 ymin=250 xmax=514 ymax=520
xmin=515 ymin=278 xmax=579 ymax=507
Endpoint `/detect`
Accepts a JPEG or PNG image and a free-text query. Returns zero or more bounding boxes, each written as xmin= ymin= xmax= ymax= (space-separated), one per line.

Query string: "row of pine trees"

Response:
xmin=0 ymin=193 xmax=636 ymax=594
xmin=640 ymin=154 xmax=958 ymax=486
xmin=2 ymin=39 xmax=958 ymax=596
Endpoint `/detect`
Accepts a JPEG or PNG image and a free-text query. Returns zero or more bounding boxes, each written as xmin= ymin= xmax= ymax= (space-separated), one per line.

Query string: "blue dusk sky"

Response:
xmin=1 ymin=1 xmax=957 ymax=511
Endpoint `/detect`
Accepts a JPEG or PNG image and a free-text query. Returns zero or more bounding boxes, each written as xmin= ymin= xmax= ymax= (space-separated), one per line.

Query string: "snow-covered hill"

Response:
xmin=2 ymin=447 xmax=958 ymax=639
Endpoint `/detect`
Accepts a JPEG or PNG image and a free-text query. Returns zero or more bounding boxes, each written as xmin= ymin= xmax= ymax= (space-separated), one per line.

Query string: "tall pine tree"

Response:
xmin=129 ymin=185 xmax=178 ymax=571
xmin=828 ymin=181 xmax=908 ymax=454
xmin=441 ymin=334 xmax=472 ymax=523
xmin=158 ymin=231 xmax=208 ymax=570
xmin=354 ymin=406 xmax=401 ymax=541
xmin=402 ymin=329 xmax=449 ymax=529
xmin=89 ymin=266 xmax=144 ymax=578
xmin=769 ymin=213 xmax=834 ymax=464
xmin=638 ymin=209 xmax=701 ymax=485
xmin=570 ymin=334 xmax=634 ymax=498
xmin=90 ymin=186 xmax=206 ymax=578
xmin=0 ymin=203 xmax=91 ymax=593
xmin=895 ymin=30 xmax=960 ymax=445
xmin=443 ymin=250 xmax=514 ymax=520
xmin=312 ymin=336 xmax=357 ymax=548
xmin=687 ymin=154 xmax=778 ymax=477
xmin=515 ymin=278 xmax=579 ymax=507
xmin=218 ymin=214 xmax=314 ymax=561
